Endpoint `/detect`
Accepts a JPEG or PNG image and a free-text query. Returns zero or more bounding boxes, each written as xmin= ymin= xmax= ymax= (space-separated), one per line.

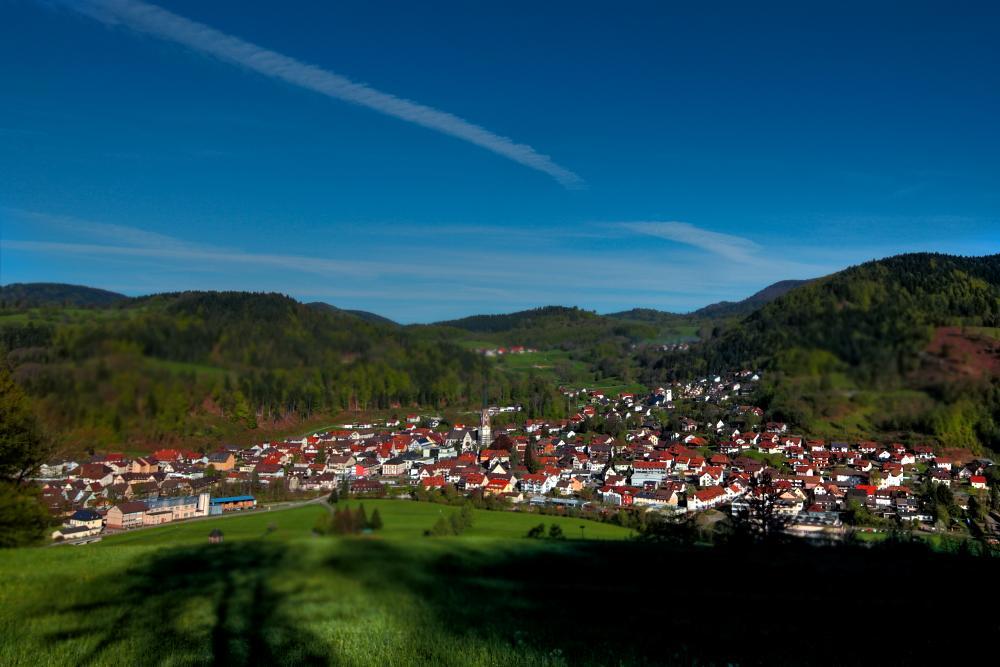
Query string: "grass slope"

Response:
xmin=336 ymin=499 xmax=633 ymax=541
xmin=1 ymin=505 xmax=996 ymax=665
xmin=97 ymin=504 xmax=328 ymax=547
xmin=0 ymin=502 xmax=634 ymax=665
xmin=98 ymin=500 xmax=632 ymax=547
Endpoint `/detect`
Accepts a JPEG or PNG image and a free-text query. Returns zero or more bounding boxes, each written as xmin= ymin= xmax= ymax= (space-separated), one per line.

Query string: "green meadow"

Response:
xmin=0 ymin=502 xmax=633 ymax=666
xmin=95 ymin=500 xmax=632 ymax=548
xmin=1 ymin=500 xmax=997 ymax=666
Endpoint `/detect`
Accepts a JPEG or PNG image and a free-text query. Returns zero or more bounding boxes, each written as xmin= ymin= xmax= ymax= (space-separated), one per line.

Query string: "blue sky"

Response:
xmin=1 ymin=0 xmax=998 ymax=322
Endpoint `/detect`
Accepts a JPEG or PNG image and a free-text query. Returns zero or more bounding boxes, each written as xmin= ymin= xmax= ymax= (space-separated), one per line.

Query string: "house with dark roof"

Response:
xmin=207 ymin=452 xmax=236 ymax=471
xmin=68 ymin=508 xmax=103 ymax=531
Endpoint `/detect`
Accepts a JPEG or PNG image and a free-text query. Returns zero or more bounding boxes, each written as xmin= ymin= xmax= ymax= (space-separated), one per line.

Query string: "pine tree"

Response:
xmin=449 ymin=512 xmax=463 ymax=535
xmin=370 ymin=508 xmax=383 ymax=530
xmin=333 ymin=506 xmax=354 ymax=535
xmin=0 ymin=366 xmax=49 ymax=482
xmin=508 ymin=444 xmax=521 ymax=468
xmin=524 ymin=443 xmax=540 ymax=474
xmin=431 ymin=516 xmax=452 ymax=536
xmin=356 ymin=504 xmax=369 ymax=532
xmin=458 ymin=503 xmax=474 ymax=531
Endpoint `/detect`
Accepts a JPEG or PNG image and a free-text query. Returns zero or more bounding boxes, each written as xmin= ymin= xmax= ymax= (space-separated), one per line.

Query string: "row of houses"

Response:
xmin=50 ymin=493 xmax=257 ymax=541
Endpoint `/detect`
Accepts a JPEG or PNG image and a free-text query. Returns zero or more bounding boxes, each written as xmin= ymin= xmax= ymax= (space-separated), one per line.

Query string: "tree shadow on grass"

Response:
xmin=39 ymin=539 xmax=332 ymax=666
xmin=31 ymin=533 xmax=1000 ymax=665
xmin=326 ymin=537 xmax=1000 ymax=666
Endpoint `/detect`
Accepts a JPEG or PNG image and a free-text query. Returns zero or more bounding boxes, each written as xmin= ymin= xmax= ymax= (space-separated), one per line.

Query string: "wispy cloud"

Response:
xmin=2 ymin=209 xmax=381 ymax=276
xmin=5 ymin=238 xmax=359 ymax=273
xmin=619 ymin=221 xmax=760 ymax=263
xmin=62 ymin=0 xmax=583 ymax=188
xmin=12 ymin=209 xmax=193 ymax=250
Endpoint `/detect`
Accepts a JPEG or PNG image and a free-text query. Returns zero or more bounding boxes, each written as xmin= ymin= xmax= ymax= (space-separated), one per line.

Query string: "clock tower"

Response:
xmin=479 ymin=408 xmax=492 ymax=450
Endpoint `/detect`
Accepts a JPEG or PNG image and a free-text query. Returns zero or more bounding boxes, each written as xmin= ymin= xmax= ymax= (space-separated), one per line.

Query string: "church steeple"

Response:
xmin=479 ymin=408 xmax=492 ymax=450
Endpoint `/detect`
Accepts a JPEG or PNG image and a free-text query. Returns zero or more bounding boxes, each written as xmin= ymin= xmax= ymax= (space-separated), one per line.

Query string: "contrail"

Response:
xmin=65 ymin=0 xmax=584 ymax=188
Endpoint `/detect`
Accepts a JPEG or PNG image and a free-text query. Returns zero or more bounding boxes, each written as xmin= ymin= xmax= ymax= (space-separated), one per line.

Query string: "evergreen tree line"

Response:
xmin=526 ymin=523 xmax=565 ymax=539
xmin=426 ymin=504 xmax=475 ymax=537
xmin=314 ymin=504 xmax=383 ymax=536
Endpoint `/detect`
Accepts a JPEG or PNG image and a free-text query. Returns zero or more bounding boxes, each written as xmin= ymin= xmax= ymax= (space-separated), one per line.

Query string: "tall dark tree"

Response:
xmin=0 ymin=483 xmax=49 ymax=548
xmin=0 ymin=366 xmax=52 ymax=547
xmin=0 ymin=367 xmax=49 ymax=482
xmin=524 ymin=442 xmax=540 ymax=474
xmin=730 ymin=473 xmax=791 ymax=542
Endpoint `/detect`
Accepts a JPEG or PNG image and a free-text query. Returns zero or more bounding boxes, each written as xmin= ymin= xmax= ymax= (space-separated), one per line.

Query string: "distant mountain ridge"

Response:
xmin=604 ymin=279 xmax=812 ymax=323
xmin=2 ymin=278 xmax=808 ymax=326
xmin=691 ymin=279 xmax=811 ymax=318
xmin=436 ymin=278 xmax=813 ymax=333
xmin=435 ymin=306 xmax=599 ymax=333
xmin=306 ymin=302 xmax=398 ymax=327
xmin=0 ymin=283 xmax=126 ymax=308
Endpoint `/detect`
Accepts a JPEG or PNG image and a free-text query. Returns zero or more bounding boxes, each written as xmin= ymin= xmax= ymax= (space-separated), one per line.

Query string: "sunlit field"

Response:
xmin=2 ymin=500 xmax=997 ymax=665
xmin=0 ymin=502 xmax=635 ymax=666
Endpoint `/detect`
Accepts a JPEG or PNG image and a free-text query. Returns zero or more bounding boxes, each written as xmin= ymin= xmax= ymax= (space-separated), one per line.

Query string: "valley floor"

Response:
xmin=2 ymin=501 xmax=998 ymax=666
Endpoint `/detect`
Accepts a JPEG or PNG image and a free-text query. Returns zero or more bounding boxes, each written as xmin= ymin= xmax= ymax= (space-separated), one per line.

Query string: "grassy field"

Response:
xmin=0 ymin=501 xmax=631 ymax=666
xmin=96 ymin=500 xmax=633 ymax=548
xmin=2 ymin=501 xmax=997 ymax=665
xmin=337 ymin=499 xmax=632 ymax=541
xmin=97 ymin=504 xmax=329 ymax=547
xmin=649 ymin=323 xmax=700 ymax=343
xmin=493 ymin=350 xmax=590 ymax=384
xmin=490 ymin=350 xmax=646 ymax=394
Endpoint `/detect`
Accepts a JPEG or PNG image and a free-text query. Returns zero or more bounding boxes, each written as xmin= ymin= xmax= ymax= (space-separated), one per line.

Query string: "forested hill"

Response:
xmin=0 ymin=291 xmax=495 ymax=451
xmin=658 ymin=253 xmax=1000 ymax=376
xmin=641 ymin=253 xmax=1000 ymax=451
xmin=0 ymin=283 xmax=126 ymax=308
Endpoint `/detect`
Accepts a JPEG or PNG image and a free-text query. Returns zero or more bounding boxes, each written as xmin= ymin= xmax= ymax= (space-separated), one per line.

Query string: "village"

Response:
xmin=37 ymin=369 xmax=997 ymax=544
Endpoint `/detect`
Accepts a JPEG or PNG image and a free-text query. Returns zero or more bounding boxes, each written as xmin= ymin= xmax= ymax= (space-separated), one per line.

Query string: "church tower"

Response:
xmin=479 ymin=408 xmax=492 ymax=450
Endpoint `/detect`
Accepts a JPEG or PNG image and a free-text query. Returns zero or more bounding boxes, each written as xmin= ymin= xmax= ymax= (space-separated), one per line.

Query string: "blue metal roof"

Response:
xmin=210 ymin=495 xmax=255 ymax=504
